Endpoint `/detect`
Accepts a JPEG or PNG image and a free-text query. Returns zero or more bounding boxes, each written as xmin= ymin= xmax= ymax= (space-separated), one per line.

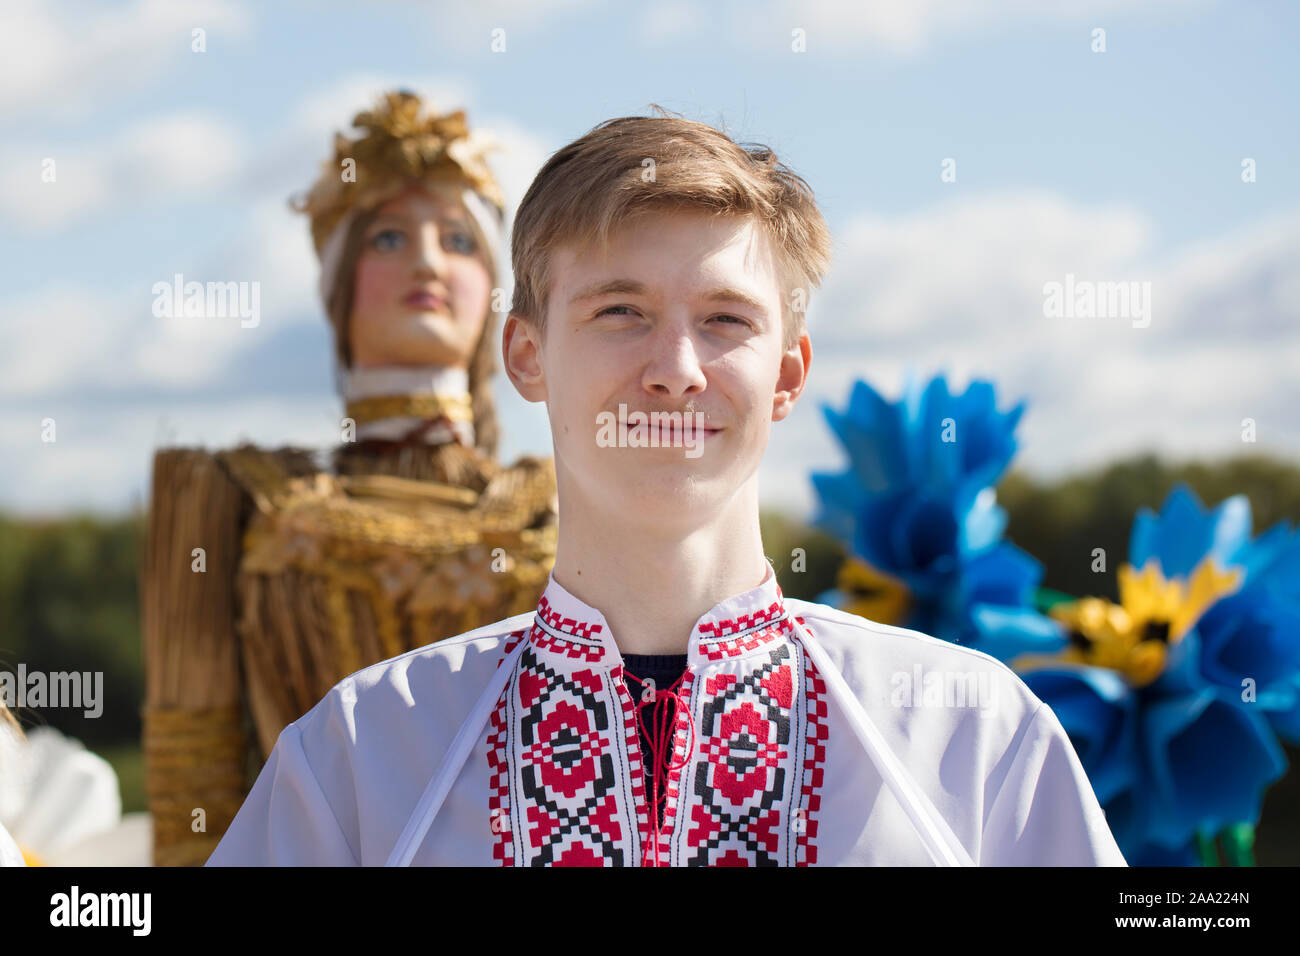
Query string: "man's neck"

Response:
xmin=550 ymin=480 xmax=768 ymax=656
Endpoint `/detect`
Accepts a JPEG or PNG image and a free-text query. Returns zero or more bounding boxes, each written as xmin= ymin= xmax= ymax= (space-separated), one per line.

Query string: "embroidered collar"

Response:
xmin=528 ymin=558 xmax=792 ymax=669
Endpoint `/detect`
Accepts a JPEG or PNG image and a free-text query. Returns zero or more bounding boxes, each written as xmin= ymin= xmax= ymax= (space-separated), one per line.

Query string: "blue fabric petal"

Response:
xmin=1129 ymin=485 xmax=1254 ymax=578
xmin=970 ymin=605 xmax=1066 ymax=662
xmin=1120 ymin=838 xmax=1200 ymax=867
xmin=1196 ymin=587 xmax=1300 ymax=693
xmin=1141 ymin=689 xmax=1288 ymax=847
xmin=963 ymin=543 xmax=1042 ymax=608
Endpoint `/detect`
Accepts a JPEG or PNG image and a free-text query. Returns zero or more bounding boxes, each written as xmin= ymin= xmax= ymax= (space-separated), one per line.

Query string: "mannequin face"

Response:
xmin=348 ymin=183 xmax=493 ymax=369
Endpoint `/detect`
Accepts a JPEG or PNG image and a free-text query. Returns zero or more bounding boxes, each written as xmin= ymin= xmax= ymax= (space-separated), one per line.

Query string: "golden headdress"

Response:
xmin=293 ymin=89 xmax=506 ymax=257
xmin=291 ymin=89 xmax=510 ymax=449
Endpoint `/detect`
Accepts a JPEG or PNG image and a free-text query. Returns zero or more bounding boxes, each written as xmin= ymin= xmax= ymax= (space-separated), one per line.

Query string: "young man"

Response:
xmin=208 ymin=109 xmax=1126 ymax=866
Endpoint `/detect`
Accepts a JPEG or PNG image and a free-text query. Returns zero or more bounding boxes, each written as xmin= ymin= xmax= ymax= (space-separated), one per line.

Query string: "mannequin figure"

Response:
xmin=140 ymin=91 xmax=556 ymax=866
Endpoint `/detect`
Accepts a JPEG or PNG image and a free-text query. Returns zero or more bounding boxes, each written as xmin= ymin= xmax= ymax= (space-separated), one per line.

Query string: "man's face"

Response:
xmin=505 ymin=206 xmax=810 ymax=530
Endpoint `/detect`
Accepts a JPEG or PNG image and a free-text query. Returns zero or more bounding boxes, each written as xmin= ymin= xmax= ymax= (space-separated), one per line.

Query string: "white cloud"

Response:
xmin=752 ymin=0 xmax=1217 ymax=54
xmin=0 ymin=154 xmax=111 ymax=231
xmin=420 ymin=0 xmax=601 ymax=34
xmin=2 ymin=290 xmax=123 ymax=396
xmin=418 ymin=0 xmax=1206 ymax=49
xmin=0 ymin=112 xmax=245 ymax=230
xmin=637 ymin=1 xmax=704 ymax=44
xmin=817 ymin=191 xmax=1149 ymax=349
xmin=0 ymin=395 xmax=339 ymax=516
xmin=0 ymin=282 xmax=263 ymax=399
xmin=0 ymin=0 xmax=251 ymax=119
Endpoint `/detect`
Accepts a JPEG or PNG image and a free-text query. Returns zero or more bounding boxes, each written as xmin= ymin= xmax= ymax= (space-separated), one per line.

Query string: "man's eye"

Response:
xmin=596 ymin=305 xmax=638 ymax=317
xmin=712 ymin=314 xmax=747 ymax=326
xmin=371 ymin=228 xmax=405 ymax=251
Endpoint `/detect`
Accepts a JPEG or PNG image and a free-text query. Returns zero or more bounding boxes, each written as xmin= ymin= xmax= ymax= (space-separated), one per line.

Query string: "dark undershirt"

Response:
xmin=620 ymin=653 xmax=690 ymax=829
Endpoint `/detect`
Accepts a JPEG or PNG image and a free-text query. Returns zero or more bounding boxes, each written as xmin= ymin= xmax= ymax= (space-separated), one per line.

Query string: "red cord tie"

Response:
xmin=624 ymin=670 xmax=696 ymax=867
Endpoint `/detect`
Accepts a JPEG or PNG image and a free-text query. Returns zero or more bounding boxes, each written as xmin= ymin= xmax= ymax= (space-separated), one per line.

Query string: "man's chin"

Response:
xmin=612 ymin=467 xmax=725 ymax=508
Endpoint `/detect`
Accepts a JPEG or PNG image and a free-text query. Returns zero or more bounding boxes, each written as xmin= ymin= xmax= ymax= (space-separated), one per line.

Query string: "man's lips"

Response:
xmin=618 ymin=419 xmax=722 ymax=437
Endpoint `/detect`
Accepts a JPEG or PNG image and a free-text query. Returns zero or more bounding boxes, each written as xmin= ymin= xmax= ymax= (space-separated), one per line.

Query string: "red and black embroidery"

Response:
xmin=506 ymin=646 xmax=628 ymax=866
xmin=696 ymin=599 xmax=791 ymax=661
xmin=610 ymin=664 xmax=652 ymax=860
xmin=487 ymin=630 xmax=528 ymax=865
xmin=794 ymin=618 xmax=829 ymax=865
xmin=683 ymin=644 xmax=797 ymax=865
xmin=534 ymin=595 xmax=608 ymax=661
xmin=486 ymin=578 xmax=827 ymax=867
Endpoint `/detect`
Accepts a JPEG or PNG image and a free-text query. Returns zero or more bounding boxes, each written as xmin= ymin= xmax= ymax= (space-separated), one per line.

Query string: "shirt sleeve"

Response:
xmin=205 ymin=721 xmax=360 ymax=866
xmin=980 ymin=702 xmax=1128 ymax=866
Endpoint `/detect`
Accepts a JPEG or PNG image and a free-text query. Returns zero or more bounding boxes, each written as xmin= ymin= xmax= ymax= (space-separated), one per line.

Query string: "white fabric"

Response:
xmin=796 ymin=626 xmax=973 ymax=866
xmin=0 ymin=819 xmax=24 ymax=866
xmin=0 ymin=725 xmax=122 ymax=858
xmin=341 ymin=364 xmax=475 ymax=447
xmin=208 ymin=560 xmax=1127 ymax=867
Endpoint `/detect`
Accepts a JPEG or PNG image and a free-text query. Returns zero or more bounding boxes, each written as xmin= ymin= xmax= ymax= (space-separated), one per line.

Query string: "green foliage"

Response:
xmin=998 ymin=453 xmax=1300 ymax=602
xmin=0 ymin=510 xmax=145 ymax=748
xmin=98 ymin=742 xmax=146 ymax=815
xmin=760 ymin=509 xmax=844 ymax=601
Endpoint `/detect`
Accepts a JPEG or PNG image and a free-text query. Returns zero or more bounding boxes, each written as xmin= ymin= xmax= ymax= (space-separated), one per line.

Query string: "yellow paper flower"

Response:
xmin=838 ymin=556 xmax=911 ymax=627
xmin=1027 ymin=557 xmax=1243 ymax=687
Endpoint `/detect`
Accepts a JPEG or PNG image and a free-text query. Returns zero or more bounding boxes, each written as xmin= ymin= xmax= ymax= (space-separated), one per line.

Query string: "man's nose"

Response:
xmin=642 ymin=327 xmax=707 ymax=398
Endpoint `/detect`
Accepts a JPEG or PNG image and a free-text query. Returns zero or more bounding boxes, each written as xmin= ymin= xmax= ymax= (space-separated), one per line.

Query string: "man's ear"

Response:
xmin=772 ymin=330 xmax=811 ymax=423
xmin=502 ymin=312 xmax=547 ymax=403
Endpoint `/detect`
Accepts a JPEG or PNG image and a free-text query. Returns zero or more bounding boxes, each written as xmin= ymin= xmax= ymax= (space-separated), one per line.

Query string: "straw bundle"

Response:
xmin=140 ymin=448 xmax=250 ymax=867
xmin=139 ymin=441 xmax=557 ymax=864
xmin=223 ymin=445 xmax=555 ymax=760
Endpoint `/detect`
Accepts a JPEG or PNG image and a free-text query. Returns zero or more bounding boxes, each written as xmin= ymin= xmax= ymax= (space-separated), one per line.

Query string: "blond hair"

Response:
xmin=509 ymin=105 xmax=832 ymax=351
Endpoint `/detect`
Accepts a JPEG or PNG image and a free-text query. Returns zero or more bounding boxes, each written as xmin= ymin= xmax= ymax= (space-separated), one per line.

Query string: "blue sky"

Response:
xmin=2 ymin=0 xmax=1297 ymax=517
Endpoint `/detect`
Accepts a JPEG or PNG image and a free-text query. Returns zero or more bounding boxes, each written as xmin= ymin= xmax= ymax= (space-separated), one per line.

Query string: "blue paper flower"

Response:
xmin=808 ymin=374 xmax=1299 ymax=864
xmin=1016 ymin=484 xmax=1300 ymax=862
xmin=810 ymin=371 xmax=1059 ymax=659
